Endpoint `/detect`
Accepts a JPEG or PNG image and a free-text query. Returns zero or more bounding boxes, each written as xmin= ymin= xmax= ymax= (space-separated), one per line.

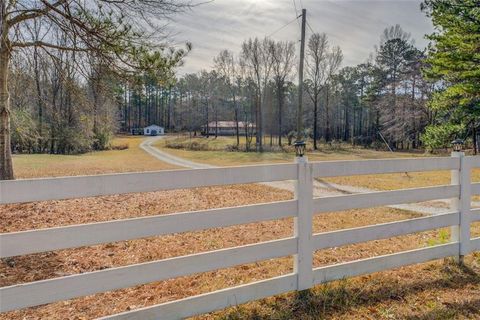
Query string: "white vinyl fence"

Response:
xmin=1 ymin=154 xmax=480 ymax=319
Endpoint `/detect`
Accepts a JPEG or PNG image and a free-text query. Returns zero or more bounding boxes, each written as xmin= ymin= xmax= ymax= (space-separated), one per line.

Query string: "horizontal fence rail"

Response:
xmin=472 ymin=238 xmax=480 ymax=251
xmin=0 ymin=238 xmax=297 ymax=312
xmin=313 ymin=243 xmax=459 ymax=285
xmin=312 ymin=157 xmax=458 ymax=178
xmin=472 ymin=208 xmax=480 ymax=222
xmin=99 ymin=274 xmax=298 ymax=320
xmin=1 ymin=155 xmax=479 ymax=319
xmin=313 ymin=185 xmax=458 ymax=214
xmin=472 ymin=183 xmax=480 ymax=195
xmin=0 ymin=164 xmax=297 ymax=204
xmin=0 ymin=200 xmax=297 ymax=258
xmin=468 ymin=156 xmax=480 ymax=168
xmin=313 ymin=212 xmax=459 ymax=250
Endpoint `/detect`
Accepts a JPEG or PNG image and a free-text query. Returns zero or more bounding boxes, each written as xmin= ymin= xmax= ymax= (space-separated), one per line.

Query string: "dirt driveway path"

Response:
xmin=141 ymin=136 xmax=454 ymax=215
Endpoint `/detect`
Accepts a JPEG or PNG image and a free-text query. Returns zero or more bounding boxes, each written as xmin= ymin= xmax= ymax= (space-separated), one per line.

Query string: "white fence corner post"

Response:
xmin=294 ymin=155 xmax=314 ymax=291
xmin=450 ymin=151 xmax=471 ymax=264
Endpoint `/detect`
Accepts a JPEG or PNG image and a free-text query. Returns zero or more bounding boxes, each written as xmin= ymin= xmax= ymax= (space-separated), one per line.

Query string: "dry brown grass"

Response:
xmin=154 ymin=136 xmax=425 ymax=167
xmin=325 ymin=169 xmax=480 ymax=192
xmin=155 ymin=136 xmax=480 ymax=193
xmin=212 ymin=257 xmax=480 ymax=320
xmin=12 ymin=136 xmax=177 ymax=179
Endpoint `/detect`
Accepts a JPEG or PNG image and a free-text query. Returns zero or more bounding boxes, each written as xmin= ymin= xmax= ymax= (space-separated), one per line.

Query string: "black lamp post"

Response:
xmin=452 ymin=139 xmax=464 ymax=152
xmin=294 ymin=140 xmax=306 ymax=157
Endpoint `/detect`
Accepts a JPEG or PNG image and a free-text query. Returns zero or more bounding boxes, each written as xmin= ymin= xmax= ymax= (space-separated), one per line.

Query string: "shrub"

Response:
xmin=224 ymin=144 xmax=240 ymax=152
xmin=287 ymin=131 xmax=296 ymax=145
xmin=165 ymin=138 xmax=213 ymax=151
xmin=111 ymin=143 xmax=129 ymax=150
xmin=164 ymin=140 xmax=186 ymax=149
xmin=93 ymin=127 xmax=113 ymax=151
xmin=421 ymin=123 xmax=464 ymax=152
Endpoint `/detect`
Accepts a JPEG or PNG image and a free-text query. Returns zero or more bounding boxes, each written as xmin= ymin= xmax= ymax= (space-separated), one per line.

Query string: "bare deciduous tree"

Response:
xmin=270 ymin=40 xmax=295 ymax=146
xmin=214 ymin=49 xmax=241 ymax=146
xmin=305 ymin=32 xmax=342 ymax=147
xmin=240 ymin=37 xmax=273 ymax=151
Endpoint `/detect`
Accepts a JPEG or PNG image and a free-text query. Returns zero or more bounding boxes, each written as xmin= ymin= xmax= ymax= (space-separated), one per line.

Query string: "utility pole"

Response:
xmin=296 ymin=8 xmax=306 ymax=142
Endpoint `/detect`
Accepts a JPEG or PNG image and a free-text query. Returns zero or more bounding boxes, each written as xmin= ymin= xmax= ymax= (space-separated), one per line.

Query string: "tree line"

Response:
xmin=129 ymin=0 xmax=477 ymax=154
xmin=121 ymin=24 xmax=435 ymax=152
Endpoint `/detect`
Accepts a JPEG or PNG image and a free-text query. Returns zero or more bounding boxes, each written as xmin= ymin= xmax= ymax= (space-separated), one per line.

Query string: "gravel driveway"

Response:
xmin=141 ymin=136 xmax=456 ymax=215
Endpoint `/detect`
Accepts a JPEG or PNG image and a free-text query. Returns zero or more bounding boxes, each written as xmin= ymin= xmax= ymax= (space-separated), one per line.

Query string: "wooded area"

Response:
xmin=0 ymin=0 xmax=191 ymax=179
xmin=1 ymin=0 xmax=479 ymax=179
xmin=119 ymin=25 xmax=443 ymax=152
xmin=117 ymin=0 xmax=479 ymax=154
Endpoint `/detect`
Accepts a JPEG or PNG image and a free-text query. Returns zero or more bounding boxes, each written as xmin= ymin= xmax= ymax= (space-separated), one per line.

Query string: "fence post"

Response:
xmin=294 ymin=156 xmax=314 ymax=290
xmin=450 ymin=151 xmax=471 ymax=264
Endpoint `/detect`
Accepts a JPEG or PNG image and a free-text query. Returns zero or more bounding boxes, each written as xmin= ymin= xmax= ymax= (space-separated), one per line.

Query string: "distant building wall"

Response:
xmin=202 ymin=121 xmax=256 ymax=136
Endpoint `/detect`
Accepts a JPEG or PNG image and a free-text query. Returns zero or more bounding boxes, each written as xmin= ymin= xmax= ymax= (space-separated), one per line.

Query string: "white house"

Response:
xmin=144 ymin=125 xmax=164 ymax=136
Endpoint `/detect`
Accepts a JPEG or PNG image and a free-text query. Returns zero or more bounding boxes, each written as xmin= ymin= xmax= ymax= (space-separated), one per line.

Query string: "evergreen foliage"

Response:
xmin=422 ymin=0 xmax=480 ymax=152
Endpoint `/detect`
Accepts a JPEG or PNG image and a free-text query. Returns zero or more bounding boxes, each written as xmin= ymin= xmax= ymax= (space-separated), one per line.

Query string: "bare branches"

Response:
xmin=305 ymin=32 xmax=342 ymax=101
xmin=7 ymin=0 xmax=69 ymax=27
xmin=270 ymin=40 xmax=296 ymax=83
xmin=6 ymin=0 xmax=194 ymax=68
xmin=12 ymin=40 xmax=88 ymax=51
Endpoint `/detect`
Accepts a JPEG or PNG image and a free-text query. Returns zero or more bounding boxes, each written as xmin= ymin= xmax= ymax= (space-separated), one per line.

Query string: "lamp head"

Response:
xmin=451 ymin=139 xmax=464 ymax=152
xmin=294 ymin=140 xmax=306 ymax=157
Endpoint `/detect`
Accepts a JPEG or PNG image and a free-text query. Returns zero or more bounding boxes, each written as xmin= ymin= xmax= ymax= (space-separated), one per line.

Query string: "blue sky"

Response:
xmin=171 ymin=0 xmax=433 ymax=74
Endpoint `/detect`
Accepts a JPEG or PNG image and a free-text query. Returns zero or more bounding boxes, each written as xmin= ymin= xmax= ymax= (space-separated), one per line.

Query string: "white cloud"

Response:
xmin=170 ymin=0 xmax=433 ymax=75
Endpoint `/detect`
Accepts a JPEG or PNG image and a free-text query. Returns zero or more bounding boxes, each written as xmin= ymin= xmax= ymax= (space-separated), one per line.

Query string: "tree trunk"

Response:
xmin=33 ymin=46 xmax=44 ymax=151
xmin=344 ymin=103 xmax=350 ymax=142
xmin=234 ymin=109 xmax=240 ymax=146
xmin=233 ymin=95 xmax=240 ymax=147
xmin=473 ymin=125 xmax=477 ymax=155
xmin=277 ymin=83 xmax=283 ymax=147
xmin=0 ymin=41 xmax=14 ymax=180
xmin=214 ymin=106 xmax=218 ymax=138
xmin=325 ymin=85 xmax=331 ymax=142
xmin=255 ymin=92 xmax=262 ymax=151
xmin=313 ymin=95 xmax=318 ymax=150
xmin=205 ymin=98 xmax=209 ymax=138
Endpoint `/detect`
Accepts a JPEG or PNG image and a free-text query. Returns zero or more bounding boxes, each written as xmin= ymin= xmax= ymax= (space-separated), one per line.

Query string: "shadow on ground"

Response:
xmin=220 ymin=260 xmax=480 ymax=320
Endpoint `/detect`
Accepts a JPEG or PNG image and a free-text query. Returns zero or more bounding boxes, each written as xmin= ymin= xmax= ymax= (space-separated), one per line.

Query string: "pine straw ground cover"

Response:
xmin=1 ymin=183 xmax=480 ymax=319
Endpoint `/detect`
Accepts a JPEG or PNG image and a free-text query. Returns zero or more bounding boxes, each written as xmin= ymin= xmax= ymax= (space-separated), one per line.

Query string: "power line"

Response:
xmin=266 ymin=15 xmax=301 ymax=38
xmin=292 ymin=0 xmax=299 ymax=15
xmin=306 ymin=21 xmax=315 ymax=35
xmin=292 ymin=0 xmax=300 ymax=26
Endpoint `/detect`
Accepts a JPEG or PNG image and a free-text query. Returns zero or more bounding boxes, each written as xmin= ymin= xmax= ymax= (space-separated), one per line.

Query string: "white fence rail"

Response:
xmin=1 ymin=154 xmax=479 ymax=319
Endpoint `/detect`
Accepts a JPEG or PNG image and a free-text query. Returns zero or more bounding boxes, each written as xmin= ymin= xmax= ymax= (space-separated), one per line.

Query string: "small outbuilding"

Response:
xmin=144 ymin=125 xmax=164 ymax=136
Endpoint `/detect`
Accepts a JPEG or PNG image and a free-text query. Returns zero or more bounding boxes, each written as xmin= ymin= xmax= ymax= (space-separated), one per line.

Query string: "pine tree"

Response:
xmin=421 ymin=0 xmax=480 ymax=153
